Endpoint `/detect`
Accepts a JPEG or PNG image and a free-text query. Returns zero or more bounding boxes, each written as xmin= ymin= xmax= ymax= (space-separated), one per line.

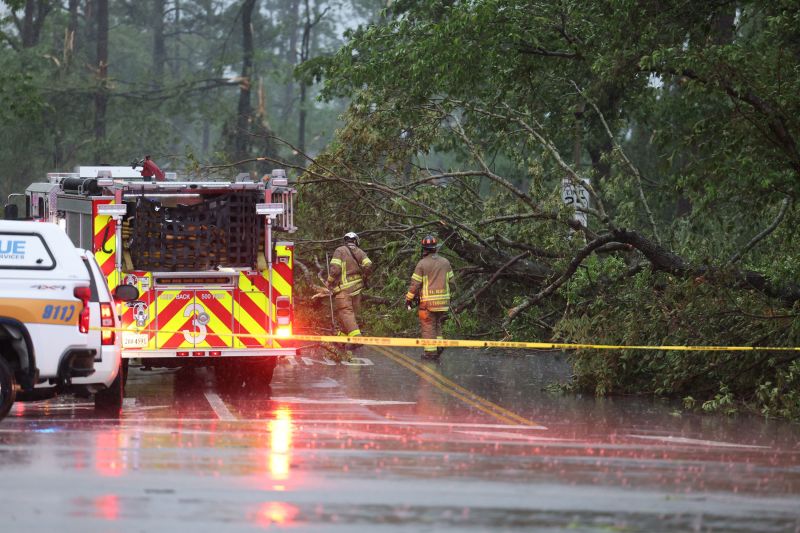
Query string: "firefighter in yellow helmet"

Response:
xmin=327 ymin=232 xmax=373 ymax=348
xmin=405 ymin=235 xmax=454 ymax=359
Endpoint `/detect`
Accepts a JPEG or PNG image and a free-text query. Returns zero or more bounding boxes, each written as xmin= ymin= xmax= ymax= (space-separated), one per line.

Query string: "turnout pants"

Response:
xmin=418 ymin=308 xmax=447 ymax=353
xmin=334 ymin=292 xmax=362 ymax=337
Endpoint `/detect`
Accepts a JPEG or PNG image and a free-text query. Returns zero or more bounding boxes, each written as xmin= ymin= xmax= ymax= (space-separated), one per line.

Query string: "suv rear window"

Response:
xmin=0 ymin=232 xmax=55 ymax=270
xmin=82 ymin=258 xmax=100 ymax=302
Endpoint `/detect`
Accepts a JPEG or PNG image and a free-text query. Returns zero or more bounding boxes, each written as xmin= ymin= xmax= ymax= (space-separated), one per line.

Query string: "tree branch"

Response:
xmin=657 ymin=67 xmax=800 ymax=174
xmin=454 ymin=251 xmax=531 ymax=313
xmin=208 ymin=153 xmax=497 ymax=249
xmin=504 ymin=234 xmax=619 ymax=324
xmin=574 ymin=81 xmax=662 ymax=244
xmin=448 ymin=112 xmax=541 ymax=213
xmin=728 ymin=197 xmax=791 ymax=265
xmin=492 ymin=234 xmax=565 ymax=259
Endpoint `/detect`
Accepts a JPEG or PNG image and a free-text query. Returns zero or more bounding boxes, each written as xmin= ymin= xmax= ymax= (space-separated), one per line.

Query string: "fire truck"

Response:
xmin=17 ymin=165 xmax=297 ymax=385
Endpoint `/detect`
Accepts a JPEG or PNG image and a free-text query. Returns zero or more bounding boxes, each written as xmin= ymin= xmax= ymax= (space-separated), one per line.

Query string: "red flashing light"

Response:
xmin=192 ymin=351 xmax=205 ymax=357
xmin=176 ymin=351 xmax=189 ymax=357
xmin=209 ymin=350 xmax=222 ymax=357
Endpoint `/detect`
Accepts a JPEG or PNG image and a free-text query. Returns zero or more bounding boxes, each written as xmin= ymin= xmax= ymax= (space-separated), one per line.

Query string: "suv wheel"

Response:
xmin=0 ymin=357 xmax=16 ymax=420
xmin=94 ymin=360 xmax=127 ymax=414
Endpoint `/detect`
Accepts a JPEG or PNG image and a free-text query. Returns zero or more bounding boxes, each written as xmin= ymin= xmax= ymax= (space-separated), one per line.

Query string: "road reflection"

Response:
xmin=92 ymin=494 xmax=120 ymax=521
xmin=95 ymin=429 xmax=128 ymax=477
xmin=0 ymin=350 xmax=798 ymax=532
xmin=268 ymin=407 xmax=293 ymax=485
xmin=251 ymin=501 xmax=300 ymax=527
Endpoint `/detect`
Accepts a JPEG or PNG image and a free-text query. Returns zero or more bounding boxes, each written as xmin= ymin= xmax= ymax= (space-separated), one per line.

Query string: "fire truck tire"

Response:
xmin=0 ymin=357 xmax=16 ymax=420
xmin=215 ymin=364 xmax=239 ymax=391
xmin=216 ymin=358 xmax=277 ymax=392
xmin=94 ymin=360 xmax=126 ymax=414
xmin=255 ymin=357 xmax=277 ymax=385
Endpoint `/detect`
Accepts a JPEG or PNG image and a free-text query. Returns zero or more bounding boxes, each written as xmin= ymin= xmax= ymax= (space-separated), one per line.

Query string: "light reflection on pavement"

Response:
xmin=0 ymin=347 xmax=798 ymax=532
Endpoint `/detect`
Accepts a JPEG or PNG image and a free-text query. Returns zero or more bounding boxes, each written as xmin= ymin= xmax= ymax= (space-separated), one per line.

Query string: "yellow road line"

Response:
xmin=372 ymin=346 xmax=544 ymax=429
xmin=373 ymin=346 xmax=523 ymax=426
xmin=379 ymin=345 xmax=539 ymax=427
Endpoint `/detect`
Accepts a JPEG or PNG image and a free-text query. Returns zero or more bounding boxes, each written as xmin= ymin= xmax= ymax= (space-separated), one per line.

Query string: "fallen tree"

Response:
xmin=231 ymin=0 xmax=800 ymax=418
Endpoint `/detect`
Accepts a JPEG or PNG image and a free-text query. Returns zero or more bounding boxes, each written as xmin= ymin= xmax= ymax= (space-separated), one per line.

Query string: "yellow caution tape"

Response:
xmin=94 ymin=327 xmax=800 ymax=352
xmin=288 ymin=335 xmax=800 ymax=352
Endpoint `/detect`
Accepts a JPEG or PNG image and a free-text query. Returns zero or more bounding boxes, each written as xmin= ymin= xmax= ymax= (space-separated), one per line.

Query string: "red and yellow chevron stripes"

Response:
xmin=119 ymin=272 xmax=156 ymax=350
xmin=274 ymin=243 xmax=294 ymax=299
xmin=117 ymin=244 xmax=294 ymax=353
xmin=236 ymin=276 xmax=269 ymax=348
xmin=92 ymin=200 xmax=119 ymax=290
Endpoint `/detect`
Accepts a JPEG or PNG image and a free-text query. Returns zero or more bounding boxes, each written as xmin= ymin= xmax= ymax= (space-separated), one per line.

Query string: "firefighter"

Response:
xmin=327 ymin=232 xmax=373 ymax=349
xmin=139 ymin=155 xmax=165 ymax=182
xmin=405 ymin=235 xmax=454 ymax=359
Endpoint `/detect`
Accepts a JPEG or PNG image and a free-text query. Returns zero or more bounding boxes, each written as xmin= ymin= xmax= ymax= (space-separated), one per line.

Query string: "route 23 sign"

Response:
xmin=561 ymin=177 xmax=590 ymax=228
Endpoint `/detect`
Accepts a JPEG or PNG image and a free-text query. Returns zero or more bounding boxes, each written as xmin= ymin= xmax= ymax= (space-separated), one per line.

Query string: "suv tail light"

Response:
xmin=100 ymin=302 xmax=115 ymax=345
xmin=74 ymin=286 xmax=91 ymax=334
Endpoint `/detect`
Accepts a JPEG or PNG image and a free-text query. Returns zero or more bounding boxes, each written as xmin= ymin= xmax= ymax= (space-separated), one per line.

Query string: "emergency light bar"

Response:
xmin=270 ymin=169 xmax=288 ymax=187
xmin=96 ymin=204 xmax=128 ymax=218
xmin=256 ymin=203 xmax=284 ymax=217
xmin=154 ymin=276 xmax=232 ymax=286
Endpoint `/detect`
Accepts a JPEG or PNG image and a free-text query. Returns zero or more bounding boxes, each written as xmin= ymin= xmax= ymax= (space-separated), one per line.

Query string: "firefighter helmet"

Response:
xmin=421 ymin=235 xmax=438 ymax=251
xmin=344 ymin=232 xmax=359 ymax=246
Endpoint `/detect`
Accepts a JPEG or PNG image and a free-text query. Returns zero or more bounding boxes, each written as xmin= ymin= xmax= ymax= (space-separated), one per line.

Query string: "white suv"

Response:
xmin=71 ymin=251 xmax=138 ymax=412
xmin=0 ymin=221 xmax=97 ymax=419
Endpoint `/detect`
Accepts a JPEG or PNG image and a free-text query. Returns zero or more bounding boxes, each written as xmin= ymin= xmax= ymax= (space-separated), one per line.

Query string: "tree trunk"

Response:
xmin=280 ymin=0 xmax=300 ymax=128
xmin=152 ymin=0 xmax=166 ymax=87
xmin=66 ymin=0 xmax=79 ymax=69
xmin=21 ymin=0 xmax=53 ymax=48
xmin=93 ymin=0 xmax=108 ymax=160
xmin=298 ymin=80 xmax=307 ymax=155
xmin=234 ymin=0 xmax=257 ymax=162
xmin=171 ymin=0 xmax=181 ymax=78
xmin=202 ymin=120 xmax=210 ymax=156
xmin=22 ymin=0 xmax=35 ymax=47
xmin=585 ymin=82 xmax=624 ymax=189
xmin=297 ymin=0 xmax=312 ymax=156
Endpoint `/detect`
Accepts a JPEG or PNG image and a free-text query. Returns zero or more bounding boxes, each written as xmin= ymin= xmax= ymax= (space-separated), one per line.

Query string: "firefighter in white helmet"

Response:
xmin=327 ymin=232 xmax=373 ymax=348
xmin=405 ymin=235 xmax=454 ymax=359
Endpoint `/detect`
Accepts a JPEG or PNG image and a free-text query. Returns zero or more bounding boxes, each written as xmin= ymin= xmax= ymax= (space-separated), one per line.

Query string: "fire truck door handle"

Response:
xmin=101 ymin=224 xmax=113 ymax=254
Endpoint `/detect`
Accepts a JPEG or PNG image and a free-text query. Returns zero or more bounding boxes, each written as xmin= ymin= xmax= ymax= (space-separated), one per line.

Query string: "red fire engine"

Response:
xmin=21 ymin=165 xmax=296 ymax=385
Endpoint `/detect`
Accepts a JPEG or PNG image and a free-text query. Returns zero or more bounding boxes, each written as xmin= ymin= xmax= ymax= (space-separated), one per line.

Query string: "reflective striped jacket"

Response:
xmin=328 ymin=244 xmax=373 ymax=295
xmin=406 ymin=253 xmax=454 ymax=311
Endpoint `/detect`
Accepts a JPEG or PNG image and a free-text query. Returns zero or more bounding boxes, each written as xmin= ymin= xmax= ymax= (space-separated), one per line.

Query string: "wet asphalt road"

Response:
xmin=1 ymin=346 xmax=799 ymax=532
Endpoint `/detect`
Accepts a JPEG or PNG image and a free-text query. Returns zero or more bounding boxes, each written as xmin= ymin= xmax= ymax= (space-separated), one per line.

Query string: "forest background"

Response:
xmin=1 ymin=0 xmax=798 ymax=419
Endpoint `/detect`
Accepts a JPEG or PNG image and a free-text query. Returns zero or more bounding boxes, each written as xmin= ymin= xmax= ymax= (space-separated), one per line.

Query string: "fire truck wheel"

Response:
xmin=253 ymin=357 xmax=277 ymax=386
xmin=94 ymin=361 xmax=125 ymax=414
xmin=215 ymin=364 xmax=241 ymax=392
xmin=216 ymin=358 xmax=276 ymax=392
xmin=0 ymin=357 xmax=17 ymax=420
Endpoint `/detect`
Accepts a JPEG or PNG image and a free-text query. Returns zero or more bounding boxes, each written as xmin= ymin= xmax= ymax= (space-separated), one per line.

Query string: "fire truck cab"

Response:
xmin=16 ymin=165 xmax=297 ymax=387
